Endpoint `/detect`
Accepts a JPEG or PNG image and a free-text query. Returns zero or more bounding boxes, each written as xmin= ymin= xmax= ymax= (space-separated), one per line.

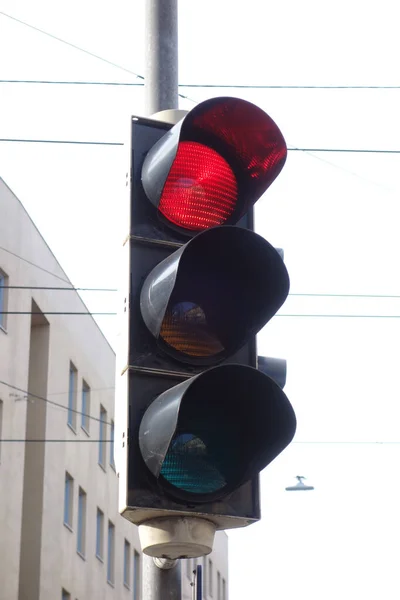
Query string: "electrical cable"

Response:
xmin=278 ymin=314 xmax=400 ymax=318
xmin=1 ymin=311 xmax=116 ymax=315
xmin=0 ymin=244 xmax=72 ymax=284
xmin=0 ymin=11 xmax=144 ymax=79
xmin=0 ymin=379 xmax=113 ymax=426
xmin=2 ymin=138 xmax=400 ymax=153
xmin=0 ymin=438 xmax=113 ymax=442
xmin=4 ymin=312 xmax=400 ymax=318
xmin=7 ymin=286 xmax=400 ymax=299
xmin=2 ymin=79 xmax=400 ymax=90
xmin=0 ymin=438 xmax=399 ymax=444
xmin=0 ymin=138 xmax=123 ymax=146
xmin=3 ymin=286 xmax=117 ymax=291
xmin=0 ymin=11 xmax=196 ymax=104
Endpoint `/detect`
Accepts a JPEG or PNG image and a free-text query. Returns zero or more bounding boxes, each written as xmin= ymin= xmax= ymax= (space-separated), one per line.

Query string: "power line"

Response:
xmin=0 ymin=138 xmax=123 ymax=146
xmin=2 ymin=138 xmax=400 ymax=153
xmin=0 ymin=79 xmax=144 ymax=86
xmin=180 ymin=84 xmax=400 ymax=90
xmin=4 ymin=311 xmax=400 ymax=319
xmin=6 ymin=285 xmax=400 ymax=299
xmin=2 ymin=79 xmax=400 ymax=90
xmin=298 ymin=148 xmax=400 ymax=195
xmin=3 ymin=286 xmax=117 ymax=291
xmin=0 ymin=439 xmax=113 ymax=442
xmin=293 ymin=440 xmax=400 ymax=444
xmin=290 ymin=293 xmax=400 ymax=299
xmin=289 ymin=147 xmax=400 ymax=154
xmin=278 ymin=314 xmax=400 ymax=318
xmin=2 ymin=311 xmax=116 ymax=315
xmin=0 ymin=11 xmax=144 ymax=79
xmin=0 ymin=379 xmax=113 ymax=425
xmin=0 ymin=11 xmax=196 ymax=104
xmin=1 ymin=438 xmax=399 ymax=444
xmin=0 ymin=244 xmax=72 ymax=284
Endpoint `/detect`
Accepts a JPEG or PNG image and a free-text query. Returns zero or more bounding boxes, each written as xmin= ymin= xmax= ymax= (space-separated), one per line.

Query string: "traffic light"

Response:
xmin=117 ymin=97 xmax=296 ymax=559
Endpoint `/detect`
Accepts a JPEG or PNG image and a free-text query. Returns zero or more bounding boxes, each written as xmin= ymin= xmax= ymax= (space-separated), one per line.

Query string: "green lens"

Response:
xmin=160 ymin=432 xmax=226 ymax=494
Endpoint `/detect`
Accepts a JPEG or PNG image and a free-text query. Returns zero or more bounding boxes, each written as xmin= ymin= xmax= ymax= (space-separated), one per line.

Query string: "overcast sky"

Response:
xmin=1 ymin=1 xmax=400 ymax=598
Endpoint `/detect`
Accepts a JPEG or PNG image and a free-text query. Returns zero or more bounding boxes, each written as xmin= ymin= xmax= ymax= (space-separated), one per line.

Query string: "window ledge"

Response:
xmin=77 ymin=550 xmax=86 ymax=561
xmin=81 ymin=425 xmax=90 ymax=437
xmin=110 ymin=462 xmax=116 ymax=473
xmin=67 ymin=423 xmax=77 ymax=435
xmin=96 ymin=553 xmax=104 ymax=563
xmin=107 ymin=580 xmax=115 ymax=588
xmin=98 ymin=462 xmax=106 ymax=473
xmin=0 ymin=324 xmax=7 ymax=334
xmin=124 ymin=582 xmax=131 ymax=591
xmin=63 ymin=522 xmax=73 ymax=533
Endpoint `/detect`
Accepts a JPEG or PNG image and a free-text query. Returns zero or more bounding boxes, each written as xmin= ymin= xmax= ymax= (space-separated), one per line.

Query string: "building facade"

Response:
xmin=0 ymin=178 xmax=228 ymax=600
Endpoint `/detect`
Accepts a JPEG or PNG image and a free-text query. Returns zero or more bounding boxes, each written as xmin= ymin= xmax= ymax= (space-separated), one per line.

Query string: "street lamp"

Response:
xmin=285 ymin=476 xmax=314 ymax=491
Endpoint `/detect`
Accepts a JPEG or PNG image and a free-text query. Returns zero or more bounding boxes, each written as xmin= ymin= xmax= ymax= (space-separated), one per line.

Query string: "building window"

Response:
xmin=110 ymin=420 xmax=115 ymax=469
xmin=133 ymin=550 xmax=141 ymax=600
xmin=222 ymin=578 xmax=226 ymax=600
xmin=81 ymin=381 xmax=90 ymax=433
xmin=99 ymin=405 xmax=107 ymax=469
xmin=107 ymin=521 xmax=115 ymax=585
xmin=62 ymin=589 xmax=71 ymax=600
xmin=67 ymin=364 xmax=77 ymax=430
xmin=124 ymin=539 xmax=131 ymax=588
xmin=217 ymin=571 xmax=221 ymax=600
xmin=64 ymin=472 xmax=74 ymax=529
xmin=77 ymin=487 xmax=87 ymax=557
xmin=96 ymin=508 xmax=104 ymax=560
xmin=0 ymin=270 xmax=8 ymax=331
xmin=208 ymin=559 xmax=213 ymax=597
xmin=0 ymin=399 xmax=3 ymax=462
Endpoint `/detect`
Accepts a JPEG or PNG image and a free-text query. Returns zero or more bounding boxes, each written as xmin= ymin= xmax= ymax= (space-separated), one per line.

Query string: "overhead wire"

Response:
xmin=3 ymin=286 xmax=117 ymax=291
xmin=1 ymin=311 xmax=117 ymax=315
xmin=0 ymin=379 xmax=114 ymax=426
xmin=0 ymin=138 xmax=123 ymax=146
xmin=0 ymin=244 xmax=72 ymax=284
xmin=0 ymin=437 xmax=399 ymax=444
xmin=1 ymin=137 xmax=400 ymax=153
xmin=4 ymin=311 xmax=400 ymax=319
xmin=0 ymin=438 xmax=113 ymax=442
xmin=1 ymin=79 xmax=400 ymax=89
xmin=0 ymin=10 xmax=196 ymax=104
xmin=6 ymin=286 xmax=400 ymax=299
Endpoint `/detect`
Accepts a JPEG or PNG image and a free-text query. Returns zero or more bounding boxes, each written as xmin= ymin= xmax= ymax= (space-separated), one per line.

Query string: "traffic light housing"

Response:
xmin=116 ymin=97 xmax=296 ymax=558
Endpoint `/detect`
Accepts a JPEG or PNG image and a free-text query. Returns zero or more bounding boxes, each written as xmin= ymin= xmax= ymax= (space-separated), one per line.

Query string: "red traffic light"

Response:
xmin=141 ymin=97 xmax=287 ymax=235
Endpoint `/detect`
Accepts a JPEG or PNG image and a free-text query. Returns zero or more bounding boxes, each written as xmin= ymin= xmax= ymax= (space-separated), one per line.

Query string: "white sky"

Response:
xmin=1 ymin=0 xmax=400 ymax=598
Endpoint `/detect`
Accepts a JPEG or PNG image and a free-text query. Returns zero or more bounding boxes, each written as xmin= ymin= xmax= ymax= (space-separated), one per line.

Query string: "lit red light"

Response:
xmin=159 ymin=141 xmax=238 ymax=231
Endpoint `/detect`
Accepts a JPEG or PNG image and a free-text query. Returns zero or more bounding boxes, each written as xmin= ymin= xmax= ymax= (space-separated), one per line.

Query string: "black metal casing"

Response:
xmin=117 ymin=114 xmax=293 ymax=530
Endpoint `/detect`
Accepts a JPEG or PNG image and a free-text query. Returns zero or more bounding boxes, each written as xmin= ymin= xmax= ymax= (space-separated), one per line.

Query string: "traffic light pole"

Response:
xmin=142 ymin=6 xmax=181 ymax=599
xmin=142 ymin=555 xmax=182 ymax=600
xmin=144 ymin=0 xmax=179 ymax=114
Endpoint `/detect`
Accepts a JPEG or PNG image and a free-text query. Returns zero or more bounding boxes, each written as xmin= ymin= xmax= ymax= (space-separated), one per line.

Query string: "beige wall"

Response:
xmin=0 ymin=178 xmax=229 ymax=600
xmin=181 ymin=532 xmax=229 ymax=600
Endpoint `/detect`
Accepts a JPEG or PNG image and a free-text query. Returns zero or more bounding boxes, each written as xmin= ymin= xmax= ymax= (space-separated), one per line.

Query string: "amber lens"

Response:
xmin=160 ymin=301 xmax=224 ymax=357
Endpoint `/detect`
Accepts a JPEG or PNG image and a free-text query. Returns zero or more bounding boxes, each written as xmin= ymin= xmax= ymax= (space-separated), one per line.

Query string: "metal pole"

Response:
xmin=142 ymin=555 xmax=182 ymax=600
xmin=142 ymin=2 xmax=181 ymax=596
xmin=145 ymin=0 xmax=179 ymax=115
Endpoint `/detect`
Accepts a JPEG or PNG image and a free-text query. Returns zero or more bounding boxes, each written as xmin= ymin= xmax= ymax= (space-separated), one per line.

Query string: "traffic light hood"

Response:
xmin=140 ymin=226 xmax=290 ymax=365
xmin=138 ymin=364 xmax=297 ymax=504
xmin=141 ymin=96 xmax=287 ymax=235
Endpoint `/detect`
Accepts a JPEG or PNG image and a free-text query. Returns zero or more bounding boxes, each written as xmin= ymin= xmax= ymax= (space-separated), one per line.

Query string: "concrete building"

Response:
xmin=0 ymin=178 xmax=228 ymax=600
